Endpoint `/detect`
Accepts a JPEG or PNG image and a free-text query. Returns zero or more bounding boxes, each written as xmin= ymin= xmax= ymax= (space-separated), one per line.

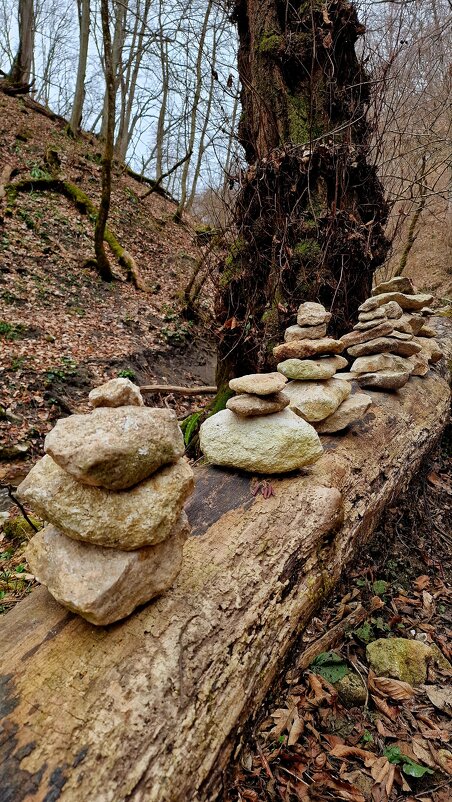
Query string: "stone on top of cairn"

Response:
xmin=18 ymin=379 xmax=194 ymax=625
xmin=89 ymin=377 xmax=144 ymax=407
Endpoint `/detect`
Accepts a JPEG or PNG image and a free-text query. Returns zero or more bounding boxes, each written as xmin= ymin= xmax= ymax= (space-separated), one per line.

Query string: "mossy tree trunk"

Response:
xmin=94 ymin=0 xmax=115 ymax=282
xmin=215 ymin=0 xmax=389 ymax=388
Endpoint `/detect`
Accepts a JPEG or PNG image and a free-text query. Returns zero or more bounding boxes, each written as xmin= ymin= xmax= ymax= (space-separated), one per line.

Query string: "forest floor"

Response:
xmin=226 ymin=429 xmax=452 ymax=802
xmin=0 ymin=91 xmax=218 ymax=485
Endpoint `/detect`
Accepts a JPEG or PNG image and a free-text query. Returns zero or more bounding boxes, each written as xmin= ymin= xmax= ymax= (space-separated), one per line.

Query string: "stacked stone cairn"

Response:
xmin=274 ymin=302 xmax=373 ymax=433
xmin=200 ymin=370 xmax=324 ymax=473
xmin=339 ymin=276 xmax=443 ymax=391
xmin=17 ymin=378 xmax=194 ymax=626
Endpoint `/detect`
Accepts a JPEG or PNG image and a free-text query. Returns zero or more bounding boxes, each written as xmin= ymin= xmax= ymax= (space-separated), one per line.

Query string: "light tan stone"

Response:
xmin=17 ymin=455 xmax=194 ymax=550
xmin=358 ymin=297 xmax=379 ymax=312
xmin=284 ymin=378 xmax=351 ymax=422
xmin=373 ymin=292 xmax=433 ymax=311
xmin=389 ymin=330 xmax=413 ymax=341
xmin=417 ymin=323 xmax=437 ymax=338
xmin=407 ymin=353 xmax=430 ymax=376
xmin=229 ymin=372 xmax=287 ymax=396
xmin=413 ymin=338 xmax=443 ymax=364
xmin=226 ymin=392 xmax=289 ymax=417
xmin=372 ymin=276 xmax=417 ymax=296
xmin=45 ymin=407 xmax=185 ymax=490
xmin=354 ymin=317 xmax=389 ymax=331
xmin=284 ymin=323 xmax=327 ymax=341
xmin=347 ymin=337 xmax=422 ymax=358
xmin=356 ymin=371 xmax=410 ymax=390
xmin=26 ymin=516 xmax=189 ymax=625
xmin=273 ymin=338 xmax=344 ymax=361
xmin=89 ymin=378 xmax=144 ymax=408
xmin=296 ymin=302 xmax=331 ymax=326
xmin=351 ymin=354 xmax=414 ymax=375
xmin=199 ymin=408 xmax=323 ymax=473
xmin=340 ymin=322 xmax=394 ymax=349
xmin=394 ymin=314 xmax=424 ymax=335
xmin=315 ymin=394 xmax=372 ymax=433
xmin=277 ymin=358 xmax=336 ymax=380
xmin=358 ymin=307 xmax=385 ymax=322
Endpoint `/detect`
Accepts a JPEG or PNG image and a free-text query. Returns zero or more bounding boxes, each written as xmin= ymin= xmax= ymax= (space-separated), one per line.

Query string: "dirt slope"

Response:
xmin=0 ymin=93 xmax=217 ymax=481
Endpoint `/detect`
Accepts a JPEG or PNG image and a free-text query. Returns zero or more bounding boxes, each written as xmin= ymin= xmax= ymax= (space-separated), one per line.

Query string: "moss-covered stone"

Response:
xmin=334 ymin=672 xmax=367 ymax=707
xmin=366 ymin=638 xmax=452 ymax=686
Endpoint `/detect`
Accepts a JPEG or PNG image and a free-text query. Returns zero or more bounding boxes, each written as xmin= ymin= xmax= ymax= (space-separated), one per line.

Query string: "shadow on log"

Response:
xmin=0 ymin=329 xmax=450 ymax=802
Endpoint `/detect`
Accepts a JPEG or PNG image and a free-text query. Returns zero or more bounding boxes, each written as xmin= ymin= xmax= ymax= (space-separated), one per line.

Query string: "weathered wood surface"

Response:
xmin=0 ymin=347 xmax=450 ymax=802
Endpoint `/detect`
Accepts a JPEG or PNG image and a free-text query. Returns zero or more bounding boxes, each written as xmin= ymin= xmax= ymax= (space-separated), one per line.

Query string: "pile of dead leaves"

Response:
xmin=228 ymin=568 xmax=451 ymax=802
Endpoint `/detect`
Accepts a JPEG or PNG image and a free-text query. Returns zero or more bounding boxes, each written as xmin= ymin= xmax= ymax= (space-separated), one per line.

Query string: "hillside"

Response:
xmin=0 ymin=92 xmax=217 ymax=482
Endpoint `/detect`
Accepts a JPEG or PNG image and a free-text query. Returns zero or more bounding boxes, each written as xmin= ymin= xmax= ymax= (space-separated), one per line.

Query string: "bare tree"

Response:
xmin=7 ymin=0 xmax=35 ymax=87
xmin=94 ymin=0 xmax=115 ymax=281
xmin=70 ymin=0 xmax=90 ymax=135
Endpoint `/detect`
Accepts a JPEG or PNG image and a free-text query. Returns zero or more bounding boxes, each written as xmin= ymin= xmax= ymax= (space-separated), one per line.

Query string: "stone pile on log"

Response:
xmin=340 ymin=276 xmax=444 ymax=390
xmin=16 ymin=378 xmax=194 ymax=625
xmin=274 ymin=302 xmax=373 ymax=433
xmin=200 ymin=371 xmax=323 ymax=473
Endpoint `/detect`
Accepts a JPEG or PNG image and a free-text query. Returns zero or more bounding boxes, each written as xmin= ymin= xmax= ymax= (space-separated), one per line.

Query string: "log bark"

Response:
xmin=0 ymin=353 xmax=450 ymax=802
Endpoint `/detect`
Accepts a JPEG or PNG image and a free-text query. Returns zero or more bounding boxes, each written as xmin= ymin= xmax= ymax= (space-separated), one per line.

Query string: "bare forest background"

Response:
xmin=1 ymin=0 xmax=451 ymax=288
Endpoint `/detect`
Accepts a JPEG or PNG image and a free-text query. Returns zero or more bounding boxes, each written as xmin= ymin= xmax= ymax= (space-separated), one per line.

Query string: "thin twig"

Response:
xmin=1 ymin=484 xmax=39 ymax=532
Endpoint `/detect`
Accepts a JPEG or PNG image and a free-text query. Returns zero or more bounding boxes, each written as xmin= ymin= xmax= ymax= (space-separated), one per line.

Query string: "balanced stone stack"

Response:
xmin=17 ymin=378 xmax=194 ymax=625
xmin=200 ymin=371 xmax=324 ymax=473
xmin=339 ymin=276 xmax=442 ymax=390
xmin=274 ymin=302 xmax=372 ymax=433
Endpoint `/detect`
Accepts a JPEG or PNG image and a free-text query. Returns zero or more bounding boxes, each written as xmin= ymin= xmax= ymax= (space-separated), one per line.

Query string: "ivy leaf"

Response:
xmin=372 ymin=579 xmax=389 ymax=596
xmin=402 ymin=761 xmax=434 ymax=778
xmin=310 ymin=651 xmax=349 ymax=683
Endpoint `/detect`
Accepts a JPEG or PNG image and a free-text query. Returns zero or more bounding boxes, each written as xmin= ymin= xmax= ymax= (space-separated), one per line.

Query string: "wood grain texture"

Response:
xmin=0 ymin=355 xmax=450 ymax=802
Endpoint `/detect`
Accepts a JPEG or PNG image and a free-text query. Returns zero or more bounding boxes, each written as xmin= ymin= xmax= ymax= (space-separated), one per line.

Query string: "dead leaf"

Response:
xmin=422 ymin=684 xmax=452 ymax=715
xmin=370 ymin=676 xmax=415 ymax=701
xmin=414 ymin=575 xmax=430 ymax=591
xmin=330 ymin=744 xmax=375 ymax=763
xmin=310 ymin=774 xmax=365 ymax=802
xmin=371 ymin=693 xmax=399 ymax=721
xmin=412 ymin=736 xmax=437 ymax=768
xmin=288 ymin=707 xmax=304 ymax=746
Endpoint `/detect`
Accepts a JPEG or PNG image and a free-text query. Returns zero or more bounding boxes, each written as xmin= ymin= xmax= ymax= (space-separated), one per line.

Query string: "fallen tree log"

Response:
xmin=0 ymin=350 xmax=450 ymax=802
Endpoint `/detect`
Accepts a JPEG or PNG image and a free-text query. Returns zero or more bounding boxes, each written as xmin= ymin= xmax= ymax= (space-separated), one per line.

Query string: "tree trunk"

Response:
xmin=8 ymin=0 xmax=34 ymax=86
xmin=70 ymin=0 xmax=91 ymax=136
xmin=215 ymin=0 xmax=389 ymax=388
xmin=94 ymin=0 xmax=115 ymax=281
xmin=0 ymin=349 xmax=450 ymax=802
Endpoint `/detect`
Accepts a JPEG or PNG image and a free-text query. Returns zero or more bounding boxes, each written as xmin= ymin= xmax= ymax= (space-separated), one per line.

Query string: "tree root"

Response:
xmin=6 ymin=176 xmax=146 ymax=290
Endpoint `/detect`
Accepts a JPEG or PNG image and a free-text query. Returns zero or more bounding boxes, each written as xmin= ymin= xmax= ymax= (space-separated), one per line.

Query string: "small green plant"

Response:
xmin=0 ymin=321 xmax=26 ymax=340
xmin=117 ymin=369 xmax=136 ymax=381
xmin=384 ymin=746 xmax=434 ymax=778
xmin=29 ymin=163 xmax=52 ymax=180
xmin=10 ymin=355 xmax=26 ymax=370
xmin=45 ymin=357 xmax=78 ymax=383
xmin=310 ymin=652 xmax=349 ymax=683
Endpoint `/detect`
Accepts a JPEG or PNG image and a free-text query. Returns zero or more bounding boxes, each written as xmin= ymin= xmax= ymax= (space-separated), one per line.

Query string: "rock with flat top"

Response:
xmin=229 ymin=372 xmax=287 ymax=396
xmin=351 ymin=354 xmax=414 ymax=375
xmin=226 ymin=392 xmax=289 ymax=417
xmin=277 ymin=358 xmax=336 ymax=380
xmin=381 ymin=301 xmax=404 ymax=319
xmin=284 ymin=323 xmax=327 ymax=341
xmin=347 ymin=337 xmax=422 ymax=358
xmin=358 ymin=297 xmax=379 ymax=313
xmin=354 ymin=317 xmax=389 ymax=332
xmin=284 ymin=378 xmax=351 ymax=422
xmin=26 ymin=516 xmax=189 ymax=626
xmin=315 ymin=394 xmax=372 ymax=433
xmin=296 ymin=302 xmax=331 ymax=327
xmin=89 ymin=377 xmax=144 ymax=408
xmin=373 ymin=292 xmax=433 ymax=311
xmin=273 ymin=337 xmax=344 ymax=361
xmin=17 ymin=455 xmax=194 ymax=550
xmin=358 ymin=307 xmax=386 ymax=323
xmin=413 ymin=338 xmax=443 ymax=363
xmin=390 ymin=330 xmax=413 ymax=341
xmin=45 ymin=407 xmax=185 ymax=490
xmin=372 ymin=276 xmax=417 ymax=296
xmin=340 ymin=322 xmax=394 ymax=349
xmin=356 ymin=371 xmax=410 ymax=390
xmin=199 ymin=408 xmax=323 ymax=473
